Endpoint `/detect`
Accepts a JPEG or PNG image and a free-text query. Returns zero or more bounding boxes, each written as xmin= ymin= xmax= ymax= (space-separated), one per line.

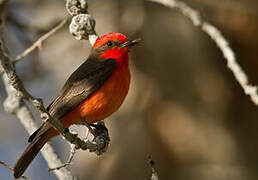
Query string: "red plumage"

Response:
xmin=13 ymin=32 xmax=140 ymax=178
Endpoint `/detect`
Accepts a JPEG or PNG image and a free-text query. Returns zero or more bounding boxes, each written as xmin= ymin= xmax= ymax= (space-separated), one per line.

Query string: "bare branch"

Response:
xmin=14 ymin=19 xmax=68 ymax=62
xmin=147 ymin=0 xmax=258 ymax=105
xmin=0 ymin=160 xmax=31 ymax=180
xmin=201 ymin=23 xmax=258 ymax=104
xmin=1 ymin=60 xmax=74 ymax=180
xmin=0 ymin=2 xmax=74 ymax=179
xmin=48 ymin=144 xmax=77 ymax=172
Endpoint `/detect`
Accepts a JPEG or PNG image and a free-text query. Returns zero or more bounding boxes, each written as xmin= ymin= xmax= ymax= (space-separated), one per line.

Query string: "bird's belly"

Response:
xmin=61 ymin=66 xmax=130 ymax=126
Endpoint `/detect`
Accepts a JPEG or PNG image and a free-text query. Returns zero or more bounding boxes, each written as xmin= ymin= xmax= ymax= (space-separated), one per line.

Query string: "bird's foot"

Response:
xmin=81 ymin=120 xmax=110 ymax=155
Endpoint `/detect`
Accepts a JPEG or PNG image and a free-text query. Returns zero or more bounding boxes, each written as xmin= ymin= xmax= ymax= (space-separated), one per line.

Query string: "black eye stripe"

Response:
xmin=107 ymin=41 xmax=113 ymax=47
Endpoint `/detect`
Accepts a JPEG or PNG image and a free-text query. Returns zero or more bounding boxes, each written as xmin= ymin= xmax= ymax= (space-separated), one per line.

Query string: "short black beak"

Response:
xmin=121 ymin=38 xmax=141 ymax=48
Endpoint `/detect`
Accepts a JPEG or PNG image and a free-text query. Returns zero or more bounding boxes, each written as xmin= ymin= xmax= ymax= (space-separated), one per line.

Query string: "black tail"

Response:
xmin=13 ymin=123 xmax=56 ymax=179
xmin=13 ymin=135 xmax=47 ymax=179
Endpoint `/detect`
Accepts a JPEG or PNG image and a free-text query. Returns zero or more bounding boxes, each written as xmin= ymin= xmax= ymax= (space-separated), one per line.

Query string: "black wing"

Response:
xmin=48 ymin=57 xmax=117 ymax=119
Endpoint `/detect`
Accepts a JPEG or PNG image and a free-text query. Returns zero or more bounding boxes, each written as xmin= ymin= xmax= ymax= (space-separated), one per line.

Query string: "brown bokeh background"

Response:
xmin=1 ymin=0 xmax=258 ymax=179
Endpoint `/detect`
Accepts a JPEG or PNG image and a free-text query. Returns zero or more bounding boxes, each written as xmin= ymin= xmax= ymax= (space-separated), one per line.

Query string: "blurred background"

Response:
xmin=1 ymin=0 xmax=258 ymax=179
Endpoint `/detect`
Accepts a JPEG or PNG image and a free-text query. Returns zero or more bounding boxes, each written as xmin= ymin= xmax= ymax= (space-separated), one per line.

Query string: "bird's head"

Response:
xmin=91 ymin=32 xmax=140 ymax=64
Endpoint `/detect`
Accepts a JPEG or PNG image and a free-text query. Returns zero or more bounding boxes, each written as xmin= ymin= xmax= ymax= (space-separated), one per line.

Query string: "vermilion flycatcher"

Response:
xmin=13 ymin=32 xmax=140 ymax=178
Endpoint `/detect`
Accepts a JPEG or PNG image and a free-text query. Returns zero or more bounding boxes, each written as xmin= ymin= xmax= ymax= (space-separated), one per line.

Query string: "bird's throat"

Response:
xmin=100 ymin=48 xmax=129 ymax=65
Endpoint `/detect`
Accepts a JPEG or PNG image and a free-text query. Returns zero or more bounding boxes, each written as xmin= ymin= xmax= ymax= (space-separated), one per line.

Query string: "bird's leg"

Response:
xmin=85 ymin=128 xmax=90 ymax=139
xmin=90 ymin=121 xmax=109 ymax=139
xmin=49 ymin=120 xmax=110 ymax=172
xmin=81 ymin=119 xmax=98 ymax=137
xmin=81 ymin=119 xmax=109 ymax=140
xmin=81 ymin=119 xmax=110 ymax=155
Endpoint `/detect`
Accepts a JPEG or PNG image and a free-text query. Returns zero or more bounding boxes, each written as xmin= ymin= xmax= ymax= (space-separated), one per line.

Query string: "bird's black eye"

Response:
xmin=106 ymin=41 xmax=113 ymax=47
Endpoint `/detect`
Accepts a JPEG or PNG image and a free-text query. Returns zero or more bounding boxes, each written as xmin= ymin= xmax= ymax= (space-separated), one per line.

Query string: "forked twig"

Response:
xmin=14 ymin=19 xmax=68 ymax=62
xmin=0 ymin=160 xmax=31 ymax=180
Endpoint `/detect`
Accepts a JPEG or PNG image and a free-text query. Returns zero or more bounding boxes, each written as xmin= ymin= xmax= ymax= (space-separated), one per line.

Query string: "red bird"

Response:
xmin=13 ymin=32 xmax=140 ymax=178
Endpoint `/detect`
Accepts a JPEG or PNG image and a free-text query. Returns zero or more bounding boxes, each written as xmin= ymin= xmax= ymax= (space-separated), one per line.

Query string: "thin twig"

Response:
xmin=147 ymin=0 xmax=258 ymax=105
xmin=14 ymin=19 xmax=68 ymax=62
xmin=49 ymin=120 xmax=110 ymax=171
xmin=48 ymin=144 xmax=77 ymax=172
xmin=2 ymin=63 xmax=74 ymax=180
xmin=0 ymin=2 xmax=73 ymax=179
xmin=0 ymin=160 xmax=31 ymax=180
